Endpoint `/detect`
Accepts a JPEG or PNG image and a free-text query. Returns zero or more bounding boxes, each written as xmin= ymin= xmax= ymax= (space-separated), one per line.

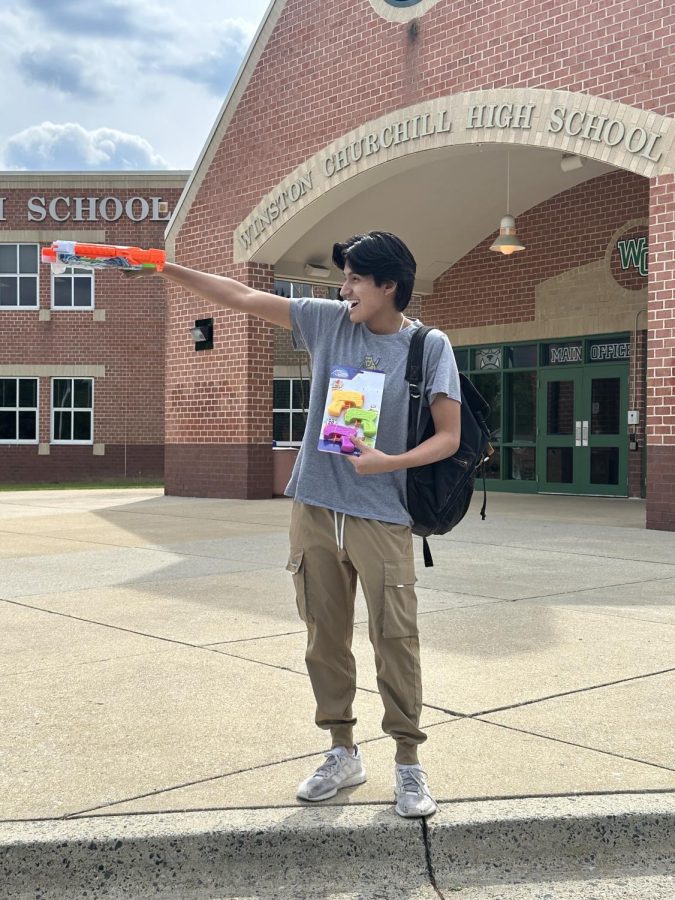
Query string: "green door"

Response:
xmin=581 ymin=363 xmax=628 ymax=496
xmin=538 ymin=368 xmax=582 ymax=494
xmin=537 ymin=365 xmax=627 ymax=496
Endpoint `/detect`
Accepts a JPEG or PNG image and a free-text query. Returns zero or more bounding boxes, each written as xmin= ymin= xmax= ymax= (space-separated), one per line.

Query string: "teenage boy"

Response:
xmin=130 ymin=232 xmax=461 ymax=817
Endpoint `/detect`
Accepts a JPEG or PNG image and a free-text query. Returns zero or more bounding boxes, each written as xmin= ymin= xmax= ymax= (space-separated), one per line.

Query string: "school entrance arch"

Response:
xmin=234 ymin=89 xmax=674 ymax=289
xmin=231 ymin=88 xmax=674 ymax=523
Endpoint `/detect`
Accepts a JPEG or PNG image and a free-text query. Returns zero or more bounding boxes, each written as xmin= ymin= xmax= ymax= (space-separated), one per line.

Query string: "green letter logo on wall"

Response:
xmin=617 ymin=236 xmax=648 ymax=277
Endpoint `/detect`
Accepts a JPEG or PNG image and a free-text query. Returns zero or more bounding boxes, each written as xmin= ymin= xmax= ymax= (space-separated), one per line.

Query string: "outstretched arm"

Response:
xmin=138 ymin=262 xmax=292 ymax=330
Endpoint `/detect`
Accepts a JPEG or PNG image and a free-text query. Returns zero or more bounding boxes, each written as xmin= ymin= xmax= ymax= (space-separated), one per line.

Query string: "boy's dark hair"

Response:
xmin=332 ymin=231 xmax=416 ymax=311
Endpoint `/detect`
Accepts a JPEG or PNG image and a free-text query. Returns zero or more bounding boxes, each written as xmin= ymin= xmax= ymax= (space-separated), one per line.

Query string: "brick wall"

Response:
xmin=170 ymin=0 xmax=674 ymax=501
xmin=182 ymin=0 xmax=674 ymax=254
xmin=0 ymin=179 xmax=186 ymax=484
xmin=164 ymin=262 xmax=276 ymax=497
xmin=424 ymin=171 xmax=648 ymax=330
xmin=274 ymin=325 xmax=303 ymax=367
xmin=647 ymin=174 xmax=675 ymax=529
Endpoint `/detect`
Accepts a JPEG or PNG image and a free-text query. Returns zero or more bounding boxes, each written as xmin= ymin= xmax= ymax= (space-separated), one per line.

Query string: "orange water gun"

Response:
xmin=41 ymin=241 xmax=166 ymax=274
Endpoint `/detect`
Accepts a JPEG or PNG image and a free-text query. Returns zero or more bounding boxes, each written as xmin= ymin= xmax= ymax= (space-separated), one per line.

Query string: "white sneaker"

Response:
xmin=297 ymin=746 xmax=367 ymax=801
xmin=394 ymin=764 xmax=438 ymax=818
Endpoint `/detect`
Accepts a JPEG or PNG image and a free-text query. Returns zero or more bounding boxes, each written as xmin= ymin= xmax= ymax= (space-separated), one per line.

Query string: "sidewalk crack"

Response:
xmin=422 ymin=666 xmax=675 ymax=720
xmin=421 ymin=817 xmax=447 ymax=899
xmin=471 ymin=718 xmax=675 ymax=773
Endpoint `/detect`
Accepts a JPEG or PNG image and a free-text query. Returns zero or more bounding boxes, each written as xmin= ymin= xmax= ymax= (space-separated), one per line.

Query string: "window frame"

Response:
xmin=0 ymin=377 xmax=39 ymax=444
xmin=51 ymin=377 xmax=94 ymax=445
xmin=273 ymin=376 xmax=310 ymax=447
xmin=273 ymin=279 xmax=341 ymax=300
xmin=51 ymin=265 xmax=95 ymax=310
xmin=0 ymin=243 xmax=39 ymax=309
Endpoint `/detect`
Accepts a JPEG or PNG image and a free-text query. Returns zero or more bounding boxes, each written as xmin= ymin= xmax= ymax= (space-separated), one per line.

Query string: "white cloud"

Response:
xmin=0 ymin=0 xmax=270 ymax=169
xmin=5 ymin=122 xmax=169 ymax=171
xmin=148 ymin=18 xmax=257 ymax=95
xmin=18 ymin=48 xmax=107 ymax=100
xmin=20 ymin=0 xmax=166 ymax=40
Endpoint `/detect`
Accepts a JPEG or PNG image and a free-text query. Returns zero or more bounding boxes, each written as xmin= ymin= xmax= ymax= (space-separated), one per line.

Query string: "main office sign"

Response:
xmin=236 ymin=90 xmax=673 ymax=259
xmin=0 ymin=195 xmax=171 ymax=223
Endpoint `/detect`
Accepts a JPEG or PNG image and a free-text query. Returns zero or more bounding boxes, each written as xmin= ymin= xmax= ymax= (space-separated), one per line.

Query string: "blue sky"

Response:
xmin=0 ymin=0 xmax=270 ymax=171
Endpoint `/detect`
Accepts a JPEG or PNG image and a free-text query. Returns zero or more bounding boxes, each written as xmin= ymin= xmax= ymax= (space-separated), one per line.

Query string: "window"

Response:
xmin=453 ymin=348 xmax=469 ymax=371
xmin=52 ymin=378 xmax=93 ymax=443
xmin=507 ymin=344 xmax=537 ymax=368
xmin=457 ymin=340 xmax=541 ymax=482
xmin=472 ymin=372 xmax=502 ymax=443
xmin=474 ymin=347 xmax=502 ymax=371
xmin=273 ymin=378 xmax=310 ymax=446
xmin=544 ymin=342 xmax=583 ymax=366
xmin=0 ymin=244 xmax=38 ymax=308
xmin=274 ymin=280 xmax=341 ymax=300
xmin=52 ymin=266 xmax=94 ymax=308
xmin=508 ymin=371 xmax=537 ymax=442
xmin=0 ymin=378 xmax=38 ymax=442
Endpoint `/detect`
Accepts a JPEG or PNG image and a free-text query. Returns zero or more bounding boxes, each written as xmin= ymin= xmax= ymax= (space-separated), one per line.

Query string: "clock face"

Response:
xmin=385 ymin=1 xmax=424 ymax=5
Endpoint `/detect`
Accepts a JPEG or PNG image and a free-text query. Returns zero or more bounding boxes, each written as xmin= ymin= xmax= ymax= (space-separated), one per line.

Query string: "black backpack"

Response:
xmin=405 ymin=326 xmax=493 ymax=567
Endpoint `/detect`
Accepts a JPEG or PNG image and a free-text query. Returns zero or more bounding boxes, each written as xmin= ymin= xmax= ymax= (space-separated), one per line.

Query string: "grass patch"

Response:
xmin=0 ymin=480 xmax=164 ymax=492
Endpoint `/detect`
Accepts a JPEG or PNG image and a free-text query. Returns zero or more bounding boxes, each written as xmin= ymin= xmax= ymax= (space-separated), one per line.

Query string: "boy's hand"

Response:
xmin=345 ymin=437 xmax=396 ymax=475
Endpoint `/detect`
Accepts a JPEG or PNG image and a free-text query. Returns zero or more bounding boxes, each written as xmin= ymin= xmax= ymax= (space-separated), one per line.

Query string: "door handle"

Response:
xmin=582 ymin=420 xmax=589 ymax=446
xmin=575 ymin=421 xmax=582 ymax=446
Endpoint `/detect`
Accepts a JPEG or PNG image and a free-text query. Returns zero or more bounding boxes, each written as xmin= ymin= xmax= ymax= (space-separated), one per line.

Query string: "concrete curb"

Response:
xmin=1 ymin=795 xmax=673 ymax=899
xmin=426 ymin=794 xmax=675 ymax=889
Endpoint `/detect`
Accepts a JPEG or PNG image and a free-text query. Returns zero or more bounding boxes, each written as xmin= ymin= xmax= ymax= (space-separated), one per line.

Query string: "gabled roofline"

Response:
xmin=164 ymin=0 xmax=288 ymax=252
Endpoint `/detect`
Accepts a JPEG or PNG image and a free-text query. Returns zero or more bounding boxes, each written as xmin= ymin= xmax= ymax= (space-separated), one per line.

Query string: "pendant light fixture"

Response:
xmin=490 ymin=152 xmax=525 ymax=255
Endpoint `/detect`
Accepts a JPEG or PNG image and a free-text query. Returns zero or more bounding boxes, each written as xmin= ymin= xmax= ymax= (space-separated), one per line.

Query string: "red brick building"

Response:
xmin=137 ymin=2 xmax=675 ymax=528
xmin=0 ymin=171 xmax=188 ymax=483
xmin=166 ymin=0 xmax=675 ymax=529
xmin=17 ymin=0 xmax=675 ymax=530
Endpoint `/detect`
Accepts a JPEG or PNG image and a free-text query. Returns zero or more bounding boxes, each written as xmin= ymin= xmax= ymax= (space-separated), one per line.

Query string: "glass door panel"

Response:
xmin=537 ymin=369 xmax=583 ymax=493
xmin=590 ymin=447 xmax=620 ymax=485
xmin=546 ymin=447 xmax=574 ymax=483
xmin=590 ymin=378 xmax=621 ymax=435
xmin=582 ymin=366 xmax=627 ymax=495
xmin=546 ymin=380 xmax=575 ymax=435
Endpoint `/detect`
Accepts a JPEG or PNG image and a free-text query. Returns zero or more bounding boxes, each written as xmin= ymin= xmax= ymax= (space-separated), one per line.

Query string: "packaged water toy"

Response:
xmin=41 ymin=241 xmax=166 ymax=275
xmin=318 ymin=365 xmax=385 ymax=455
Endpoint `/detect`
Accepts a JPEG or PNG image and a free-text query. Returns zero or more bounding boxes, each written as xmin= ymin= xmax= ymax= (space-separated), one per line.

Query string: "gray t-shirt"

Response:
xmin=285 ymin=298 xmax=461 ymax=525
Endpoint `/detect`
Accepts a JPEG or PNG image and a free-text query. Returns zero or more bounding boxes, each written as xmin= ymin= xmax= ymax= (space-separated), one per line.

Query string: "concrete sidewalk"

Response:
xmin=0 ymin=488 xmax=673 ymax=898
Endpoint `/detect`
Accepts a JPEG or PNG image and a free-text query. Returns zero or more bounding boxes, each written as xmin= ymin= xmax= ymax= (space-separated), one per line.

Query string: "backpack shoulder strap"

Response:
xmin=405 ymin=326 xmax=437 ymax=568
xmin=405 ymin=325 xmax=433 ymax=393
xmin=405 ymin=325 xmax=433 ymax=450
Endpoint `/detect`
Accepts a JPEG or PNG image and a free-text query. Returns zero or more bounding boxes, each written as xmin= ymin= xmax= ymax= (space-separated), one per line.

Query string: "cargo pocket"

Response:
xmin=286 ymin=549 xmax=310 ymax=623
xmin=382 ymin=559 xmax=418 ymax=638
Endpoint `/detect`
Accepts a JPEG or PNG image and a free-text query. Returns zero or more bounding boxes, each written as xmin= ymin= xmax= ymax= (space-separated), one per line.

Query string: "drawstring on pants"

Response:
xmin=333 ymin=511 xmax=346 ymax=551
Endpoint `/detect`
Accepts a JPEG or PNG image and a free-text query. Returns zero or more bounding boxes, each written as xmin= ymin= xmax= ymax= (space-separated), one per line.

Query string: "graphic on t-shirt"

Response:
xmin=361 ymin=354 xmax=382 ymax=371
xmin=318 ymin=365 xmax=385 ymax=455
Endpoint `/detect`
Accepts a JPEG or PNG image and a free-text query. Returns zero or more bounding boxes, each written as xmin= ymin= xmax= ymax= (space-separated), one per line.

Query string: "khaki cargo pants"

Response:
xmin=286 ymin=500 xmax=426 ymax=765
